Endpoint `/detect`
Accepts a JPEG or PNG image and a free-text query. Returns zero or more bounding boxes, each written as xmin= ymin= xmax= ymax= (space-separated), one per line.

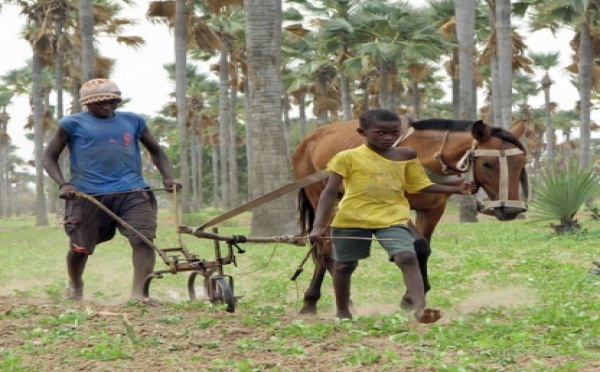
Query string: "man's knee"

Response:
xmin=129 ymin=236 xmax=153 ymax=249
xmin=393 ymin=251 xmax=418 ymax=266
xmin=335 ymin=260 xmax=358 ymax=274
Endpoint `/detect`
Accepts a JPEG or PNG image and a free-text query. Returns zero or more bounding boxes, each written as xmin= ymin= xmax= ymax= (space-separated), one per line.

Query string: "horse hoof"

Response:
xmin=299 ymin=306 xmax=317 ymax=315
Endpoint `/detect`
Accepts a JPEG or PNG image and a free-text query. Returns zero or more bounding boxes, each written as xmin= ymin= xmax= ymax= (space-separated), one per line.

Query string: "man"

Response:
xmin=43 ymin=78 xmax=181 ymax=302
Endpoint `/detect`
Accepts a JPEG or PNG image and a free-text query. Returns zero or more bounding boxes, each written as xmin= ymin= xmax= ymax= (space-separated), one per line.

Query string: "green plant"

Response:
xmin=529 ymin=160 xmax=600 ymax=233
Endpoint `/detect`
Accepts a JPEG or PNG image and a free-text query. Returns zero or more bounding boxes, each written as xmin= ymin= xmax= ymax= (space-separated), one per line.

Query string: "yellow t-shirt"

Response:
xmin=328 ymin=145 xmax=433 ymax=229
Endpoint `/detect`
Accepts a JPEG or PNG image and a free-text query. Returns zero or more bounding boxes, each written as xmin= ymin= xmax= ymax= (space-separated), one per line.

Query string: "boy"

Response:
xmin=309 ymin=109 xmax=478 ymax=323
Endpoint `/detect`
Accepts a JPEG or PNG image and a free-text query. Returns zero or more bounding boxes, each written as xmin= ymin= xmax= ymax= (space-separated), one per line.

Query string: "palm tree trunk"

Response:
xmin=190 ymin=115 xmax=199 ymax=212
xmin=542 ymin=75 xmax=554 ymax=162
xmin=340 ymin=75 xmax=352 ymax=120
xmin=228 ymin=85 xmax=239 ymax=207
xmin=298 ymin=92 xmax=307 ymax=139
xmin=579 ymin=20 xmax=592 ymax=170
xmin=455 ymin=0 xmax=478 ymax=223
xmin=496 ymin=0 xmax=512 ymax=129
xmin=245 ymin=0 xmax=297 ymax=236
xmin=175 ymin=0 xmax=190 ymax=215
xmin=32 ymin=52 xmax=48 ymax=226
xmin=243 ymin=76 xmax=253 ymax=199
xmin=218 ymin=48 xmax=230 ymax=208
xmin=211 ymin=144 xmax=220 ymax=207
xmin=79 ymin=0 xmax=94 ymax=82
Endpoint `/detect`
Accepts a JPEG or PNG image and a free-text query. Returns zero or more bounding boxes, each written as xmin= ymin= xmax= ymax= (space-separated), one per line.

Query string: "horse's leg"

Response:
xmin=299 ymin=257 xmax=326 ymax=314
xmin=300 ymin=240 xmax=337 ymax=314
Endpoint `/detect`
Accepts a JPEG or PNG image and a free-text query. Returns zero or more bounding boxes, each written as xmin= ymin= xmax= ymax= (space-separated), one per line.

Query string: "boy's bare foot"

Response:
xmin=415 ymin=308 xmax=442 ymax=324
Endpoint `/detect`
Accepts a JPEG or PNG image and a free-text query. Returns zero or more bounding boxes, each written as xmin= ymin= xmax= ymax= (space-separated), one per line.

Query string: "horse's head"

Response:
xmin=467 ymin=120 xmax=528 ymax=221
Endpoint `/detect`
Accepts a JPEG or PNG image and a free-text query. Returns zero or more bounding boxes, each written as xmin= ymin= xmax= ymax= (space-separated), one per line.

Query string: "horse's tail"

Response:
xmin=298 ymin=188 xmax=315 ymax=238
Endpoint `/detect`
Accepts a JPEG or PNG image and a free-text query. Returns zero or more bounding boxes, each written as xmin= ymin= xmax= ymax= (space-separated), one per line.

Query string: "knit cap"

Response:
xmin=79 ymin=78 xmax=122 ymax=105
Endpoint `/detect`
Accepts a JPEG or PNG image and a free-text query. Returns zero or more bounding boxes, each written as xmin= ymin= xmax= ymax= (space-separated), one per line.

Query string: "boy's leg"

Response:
xmin=393 ymin=252 xmax=441 ymax=324
xmin=333 ymin=260 xmax=358 ymax=319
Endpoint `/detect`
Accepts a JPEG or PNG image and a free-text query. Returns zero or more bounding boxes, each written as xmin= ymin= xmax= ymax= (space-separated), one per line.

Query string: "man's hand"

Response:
xmin=163 ymin=180 xmax=183 ymax=193
xmin=59 ymin=184 xmax=78 ymax=200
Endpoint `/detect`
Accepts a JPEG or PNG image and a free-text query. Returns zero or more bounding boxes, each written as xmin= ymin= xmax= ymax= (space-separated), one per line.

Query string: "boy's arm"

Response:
xmin=309 ymin=172 xmax=343 ymax=243
xmin=419 ymin=181 xmax=479 ymax=195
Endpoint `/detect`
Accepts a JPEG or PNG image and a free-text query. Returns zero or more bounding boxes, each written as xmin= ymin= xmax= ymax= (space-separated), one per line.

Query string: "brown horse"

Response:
xmin=292 ymin=118 xmax=528 ymax=314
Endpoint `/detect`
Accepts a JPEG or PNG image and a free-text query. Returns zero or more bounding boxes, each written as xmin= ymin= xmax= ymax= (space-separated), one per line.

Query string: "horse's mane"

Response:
xmin=411 ymin=118 xmax=526 ymax=152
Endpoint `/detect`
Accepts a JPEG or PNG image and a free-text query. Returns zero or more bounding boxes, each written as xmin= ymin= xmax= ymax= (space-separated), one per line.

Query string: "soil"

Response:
xmin=0 ymin=295 xmax=419 ymax=371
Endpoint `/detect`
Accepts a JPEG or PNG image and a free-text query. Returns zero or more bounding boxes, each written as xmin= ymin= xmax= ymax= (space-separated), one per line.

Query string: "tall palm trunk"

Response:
xmin=245 ymin=0 xmax=296 ymax=235
xmin=32 ymin=52 xmax=48 ymax=226
xmin=340 ymin=75 xmax=352 ymax=120
xmin=228 ymin=84 xmax=239 ymax=207
xmin=175 ymin=0 xmax=190 ymax=215
xmin=496 ymin=0 xmax=512 ymax=129
xmin=455 ymin=0 xmax=478 ymax=223
xmin=190 ymin=114 xmax=199 ymax=211
xmin=218 ymin=48 xmax=230 ymax=208
xmin=579 ymin=20 xmax=592 ymax=170
xmin=542 ymin=74 xmax=554 ymax=162
xmin=79 ymin=0 xmax=94 ymax=81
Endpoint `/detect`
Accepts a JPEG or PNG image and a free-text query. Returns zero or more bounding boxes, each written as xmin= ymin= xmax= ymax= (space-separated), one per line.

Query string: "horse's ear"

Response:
xmin=471 ymin=120 xmax=491 ymax=142
xmin=509 ymin=119 xmax=526 ymax=139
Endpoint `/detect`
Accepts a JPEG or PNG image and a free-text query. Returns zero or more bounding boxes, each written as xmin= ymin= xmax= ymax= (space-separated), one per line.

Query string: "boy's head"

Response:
xmin=359 ymin=109 xmax=400 ymax=129
xmin=80 ymin=78 xmax=122 ymax=106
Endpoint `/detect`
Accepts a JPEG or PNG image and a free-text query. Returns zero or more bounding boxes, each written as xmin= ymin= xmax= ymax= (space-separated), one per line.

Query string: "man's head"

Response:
xmin=80 ymin=79 xmax=122 ymax=118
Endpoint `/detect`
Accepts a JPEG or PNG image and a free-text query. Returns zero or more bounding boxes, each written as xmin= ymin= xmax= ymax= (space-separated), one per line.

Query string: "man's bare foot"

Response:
xmin=415 ymin=308 xmax=442 ymax=324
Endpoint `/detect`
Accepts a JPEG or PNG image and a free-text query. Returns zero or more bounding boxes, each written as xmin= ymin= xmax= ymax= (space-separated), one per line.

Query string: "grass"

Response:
xmin=1 ymin=207 xmax=600 ymax=371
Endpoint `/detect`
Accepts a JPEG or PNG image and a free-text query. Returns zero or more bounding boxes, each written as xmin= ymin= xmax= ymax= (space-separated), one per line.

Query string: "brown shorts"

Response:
xmin=64 ymin=190 xmax=157 ymax=255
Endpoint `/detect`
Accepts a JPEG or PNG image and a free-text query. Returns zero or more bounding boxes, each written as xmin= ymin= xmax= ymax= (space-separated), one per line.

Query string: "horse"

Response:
xmin=291 ymin=117 xmax=528 ymax=314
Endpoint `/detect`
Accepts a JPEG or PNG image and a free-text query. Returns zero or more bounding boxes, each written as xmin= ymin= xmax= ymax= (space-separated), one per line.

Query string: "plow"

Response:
xmin=74 ymin=170 xmax=329 ymax=312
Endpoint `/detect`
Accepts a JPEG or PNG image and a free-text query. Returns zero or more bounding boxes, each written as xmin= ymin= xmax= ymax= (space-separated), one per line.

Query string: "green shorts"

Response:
xmin=64 ymin=190 xmax=157 ymax=255
xmin=331 ymin=225 xmax=414 ymax=262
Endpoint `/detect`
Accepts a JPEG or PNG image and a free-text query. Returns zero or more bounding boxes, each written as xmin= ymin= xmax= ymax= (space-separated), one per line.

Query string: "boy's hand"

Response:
xmin=309 ymin=226 xmax=326 ymax=244
xmin=461 ymin=181 xmax=479 ymax=195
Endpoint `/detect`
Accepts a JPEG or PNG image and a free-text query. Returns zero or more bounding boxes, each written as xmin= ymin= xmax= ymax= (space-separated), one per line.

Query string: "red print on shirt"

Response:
xmin=109 ymin=138 xmax=117 ymax=144
xmin=123 ymin=133 xmax=131 ymax=147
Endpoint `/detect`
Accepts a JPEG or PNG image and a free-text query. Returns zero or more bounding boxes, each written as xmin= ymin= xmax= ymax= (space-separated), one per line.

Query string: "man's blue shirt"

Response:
xmin=60 ymin=111 xmax=150 ymax=194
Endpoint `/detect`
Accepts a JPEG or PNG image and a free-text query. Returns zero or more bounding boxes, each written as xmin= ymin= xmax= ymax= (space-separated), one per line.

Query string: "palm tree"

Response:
xmin=529 ymin=51 xmax=560 ymax=162
xmin=0 ymin=86 xmax=12 ymax=217
xmin=493 ymin=0 xmax=513 ymax=129
xmin=79 ymin=0 xmax=94 ymax=82
xmin=455 ymin=0 xmax=478 ymax=223
xmin=524 ymin=0 xmax=600 ymax=170
xmin=245 ymin=0 xmax=298 ymax=235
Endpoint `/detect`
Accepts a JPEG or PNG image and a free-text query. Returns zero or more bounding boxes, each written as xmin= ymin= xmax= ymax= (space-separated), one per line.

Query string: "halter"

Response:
xmin=434 ymin=132 xmax=530 ymax=215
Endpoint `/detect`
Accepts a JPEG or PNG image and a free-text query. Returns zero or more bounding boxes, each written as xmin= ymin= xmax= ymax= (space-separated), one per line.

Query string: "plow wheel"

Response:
xmin=188 ymin=272 xmax=236 ymax=313
xmin=209 ymin=276 xmax=236 ymax=313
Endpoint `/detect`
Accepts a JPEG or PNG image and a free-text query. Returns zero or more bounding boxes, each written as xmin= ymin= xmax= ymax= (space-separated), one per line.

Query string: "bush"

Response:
xmin=529 ymin=160 xmax=600 ymax=233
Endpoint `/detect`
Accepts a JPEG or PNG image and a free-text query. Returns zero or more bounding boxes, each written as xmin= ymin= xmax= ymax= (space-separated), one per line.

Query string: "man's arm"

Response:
xmin=139 ymin=127 xmax=181 ymax=190
xmin=42 ymin=127 xmax=77 ymax=199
